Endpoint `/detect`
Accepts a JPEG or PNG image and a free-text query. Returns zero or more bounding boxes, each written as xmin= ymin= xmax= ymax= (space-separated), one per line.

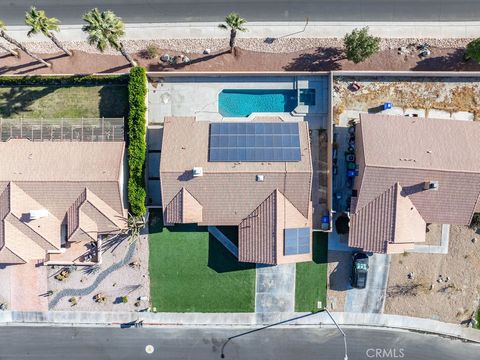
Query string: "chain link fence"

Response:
xmin=0 ymin=118 xmax=125 ymax=142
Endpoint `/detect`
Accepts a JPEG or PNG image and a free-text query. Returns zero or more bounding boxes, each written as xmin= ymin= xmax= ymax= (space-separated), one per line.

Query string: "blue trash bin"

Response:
xmin=383 ymin=102 xmax=392 ymax=110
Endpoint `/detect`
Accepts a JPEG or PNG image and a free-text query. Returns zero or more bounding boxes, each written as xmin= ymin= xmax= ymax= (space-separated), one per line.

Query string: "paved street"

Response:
xmin=2 ymin=1 xmax=480 ymax=25
xmin=0 ymin=326 xmax=478 ymax=359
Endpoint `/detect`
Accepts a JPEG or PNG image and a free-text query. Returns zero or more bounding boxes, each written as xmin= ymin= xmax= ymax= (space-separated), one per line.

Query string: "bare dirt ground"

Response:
xmin=333 ymin=76 xmax=480 ymax=124
xmin=1 ymin=44 xmax=480 ymax=75
xmin=326 ymin=251 xmax=351 ymax=311
xmin=385 ymin=225 xmax=480 ymax=324
xmin=425 ymin=224 xmax=442 ymax=246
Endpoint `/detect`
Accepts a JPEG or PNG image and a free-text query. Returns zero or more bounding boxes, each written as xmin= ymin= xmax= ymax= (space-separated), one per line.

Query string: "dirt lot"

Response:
xmin=333 ymin=76 xmax=480 ymax=124
xmin=425 ymin=224 xmax=442 ymax=246
xmin=385 ymin=225 xmax=480 ymax=324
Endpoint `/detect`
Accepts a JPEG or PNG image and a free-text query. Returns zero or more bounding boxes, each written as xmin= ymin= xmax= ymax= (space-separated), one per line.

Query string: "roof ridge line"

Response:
xmin=276 ymin=188 xmax=309 ymax=220
xmin=83 ymin=188 xmax=124 ymax=227
xmin=365 ymin=164 xmax=480 ymax=175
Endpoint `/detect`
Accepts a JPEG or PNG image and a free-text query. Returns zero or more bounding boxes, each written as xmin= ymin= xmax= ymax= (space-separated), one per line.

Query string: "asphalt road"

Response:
xmin=2 ymin=1 xmax=480 ymax=25
xmin=0 ymin=326 xmax=478 ymax=360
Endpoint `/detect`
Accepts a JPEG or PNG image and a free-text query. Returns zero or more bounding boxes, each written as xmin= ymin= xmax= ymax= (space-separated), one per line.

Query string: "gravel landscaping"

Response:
xmin=48 ymin=234 xmax=150 ymax=312
xmin=333 ymin=76 xmax=480 ymax=124
xmin=1 ymin=37 xmax=480 ymax=74
xmin=0 ymin=37 xmax=473 ymax=55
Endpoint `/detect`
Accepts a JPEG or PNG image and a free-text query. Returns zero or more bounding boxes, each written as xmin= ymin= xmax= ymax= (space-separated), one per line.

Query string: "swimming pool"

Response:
xmin=218 ymin=89 xmax=298 ymax=117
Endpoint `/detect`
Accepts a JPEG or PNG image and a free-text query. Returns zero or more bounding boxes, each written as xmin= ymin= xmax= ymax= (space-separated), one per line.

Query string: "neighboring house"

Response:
xmin=160 ymin=117 xmax=313 ymax=265
xmin=349 ymin=114 xmax=480 ymax=253
xmin=0 ymin=139 xmax=127 ymax=265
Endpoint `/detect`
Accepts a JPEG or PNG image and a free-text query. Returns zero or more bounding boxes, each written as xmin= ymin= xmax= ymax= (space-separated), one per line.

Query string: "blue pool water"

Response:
xmin=218 ymin=89 xmax=298 ymax=117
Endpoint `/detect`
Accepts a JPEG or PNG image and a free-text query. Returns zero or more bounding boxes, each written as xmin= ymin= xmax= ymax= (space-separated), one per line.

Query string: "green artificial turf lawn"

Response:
xmin=0 ymin=85 xmax=128 ymax=119
xmin=295 ymin=232 xmax=328 ymax=312
xmin=148 ymin=211 xmax=256 ymax=312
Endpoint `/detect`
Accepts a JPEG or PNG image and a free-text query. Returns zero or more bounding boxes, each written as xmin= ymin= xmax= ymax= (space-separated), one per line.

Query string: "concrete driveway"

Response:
xmin=344 ymin=254 xmax=391 ymax=314
xmin=0 ymin=262 xmax=48 ymax=312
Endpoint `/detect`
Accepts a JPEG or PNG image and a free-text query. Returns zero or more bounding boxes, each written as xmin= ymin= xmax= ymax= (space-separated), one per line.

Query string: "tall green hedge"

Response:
xmin=127 ymin=67 xmax=147 ymax=216
xmin=0 ymin=74 xmax=128 ymax=86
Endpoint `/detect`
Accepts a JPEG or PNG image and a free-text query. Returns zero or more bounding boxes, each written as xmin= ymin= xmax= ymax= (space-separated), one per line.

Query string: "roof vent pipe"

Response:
xmin=423 ymin=181 xmax=439 ymax=191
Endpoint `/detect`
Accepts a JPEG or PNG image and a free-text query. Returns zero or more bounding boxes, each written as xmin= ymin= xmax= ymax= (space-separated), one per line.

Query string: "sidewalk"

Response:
xmin=4 ymin=21 xmax=480 ymax=42
xmin=1 ymin=310 xmax=479 ymax=343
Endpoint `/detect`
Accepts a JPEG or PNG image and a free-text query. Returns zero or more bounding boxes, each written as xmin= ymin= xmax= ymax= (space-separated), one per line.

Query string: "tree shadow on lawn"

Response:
xmin=98 ymin=85 xmax=129 ymax=119
xmin=207 ymin=235 xmax=255 ymax=274
xmin=0 ymin=86 xmax=57 ymax=118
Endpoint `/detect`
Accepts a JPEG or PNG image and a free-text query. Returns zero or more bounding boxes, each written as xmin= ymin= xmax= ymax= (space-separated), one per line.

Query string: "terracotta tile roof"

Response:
xmin=350 ymin=114 xmax=480 ymax=253
xmin=349 ymin=183 xmax=426 ymax=253
xmin=160 ymin=117 xmax=313 ymax=264
xmin=165 ymin=188 xmax=203 ymax=224
xmin=239 ymin=190 xmax=277 ymax=264
xmin=355 ymin=114 xmax=480 ymax=225
xmin=360 ymin=114 xmax=480 ymax=173
xmin=0 ymin=140 xmax=127 ymax=264
xmin=0 ymin=139 xmax=124 ymax=182
xmin=160 ymin=117 xmax=312 ymax=226
xmin=67 ymin=188 xmax=126 ymax=242
xmin=238 ymin=189 xmax=312 ymax=265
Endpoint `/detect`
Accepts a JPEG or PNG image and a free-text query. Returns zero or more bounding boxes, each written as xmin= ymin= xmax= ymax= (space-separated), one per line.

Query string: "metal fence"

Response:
xmin=0 ymin=118 xmax=125 ymax=142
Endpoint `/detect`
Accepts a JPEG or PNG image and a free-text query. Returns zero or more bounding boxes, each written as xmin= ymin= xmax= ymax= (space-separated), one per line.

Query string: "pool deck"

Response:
xmin=148 ymin=75 xmax=329 ymax=128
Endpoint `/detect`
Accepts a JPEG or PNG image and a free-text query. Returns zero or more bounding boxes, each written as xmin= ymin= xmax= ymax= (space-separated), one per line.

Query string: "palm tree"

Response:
xmin=218 ymin=13 xmax=247 ymax=54
xmin=25 ymin=7 xmax=72 ymax=56
xmin=82 ymin=8 xmax=137 ymax=67
xmin=0 ymin=19 xmax=50 ymax=67
xmin=0 ymin=42 xmax=18 ymax=57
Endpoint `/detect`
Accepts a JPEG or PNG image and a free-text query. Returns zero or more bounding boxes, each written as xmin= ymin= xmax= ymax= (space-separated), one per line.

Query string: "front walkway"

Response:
xmin=255 ymin=264 xmax=295 ymax=321
xmin=344 ymin=254 xmax=390 ymax=314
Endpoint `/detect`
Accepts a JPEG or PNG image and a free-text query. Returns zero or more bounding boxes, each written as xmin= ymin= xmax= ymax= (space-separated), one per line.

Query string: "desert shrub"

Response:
xmin=470 ymin=213 xmax=480 ymax=229
xmin=142 ymin=44 xmax=160 ymax=59
xmin=69 ymin=297 xmax=78 ymax=306
xmin=343 ymin=27 xmax=380 ymax=64
xmin=466 ymin=38 xmax=480 ymax=63
xmin=121 ymin=296 xmax=129 ymax=303
xmin=335 ymin=214 xmax=350 ymax=234
xmin=127 ymin=67 xmax=147 ymax=216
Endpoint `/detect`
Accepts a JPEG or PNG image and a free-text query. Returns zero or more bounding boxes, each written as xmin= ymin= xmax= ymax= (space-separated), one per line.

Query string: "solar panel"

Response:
xmin=209 ymin=122 xmax=301 ymax=162
xmin=284 ymin=227 xmax=311 ymax=256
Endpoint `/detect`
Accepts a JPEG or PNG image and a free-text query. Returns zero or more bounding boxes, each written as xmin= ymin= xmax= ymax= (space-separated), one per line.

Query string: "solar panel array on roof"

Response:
xmin=209 ymin=122 xmax=302 ymax=162
xmin=284 ymin=227 xmax=310 ymax=256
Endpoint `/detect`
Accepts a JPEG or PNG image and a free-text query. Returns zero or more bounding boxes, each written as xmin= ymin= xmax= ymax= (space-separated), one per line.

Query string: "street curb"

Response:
xmin=0 ymin=311 xmax=478 ymax=343
xmin=4 ymin=21 xmax=480 ymax=41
